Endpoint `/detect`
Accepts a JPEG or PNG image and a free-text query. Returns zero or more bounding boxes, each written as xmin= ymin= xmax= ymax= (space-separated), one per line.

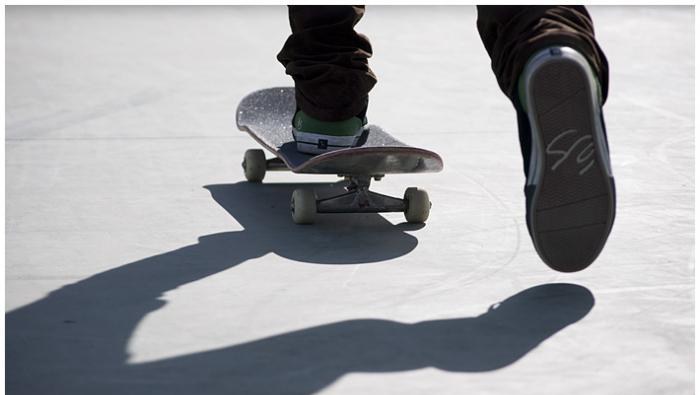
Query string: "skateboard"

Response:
xmin=236 ymin=87 xmax=443 ymax=224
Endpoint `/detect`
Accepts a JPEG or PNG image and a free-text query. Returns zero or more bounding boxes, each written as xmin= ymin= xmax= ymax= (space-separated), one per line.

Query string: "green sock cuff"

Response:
xmin=293 ymin=111 xmax=367 ymax=137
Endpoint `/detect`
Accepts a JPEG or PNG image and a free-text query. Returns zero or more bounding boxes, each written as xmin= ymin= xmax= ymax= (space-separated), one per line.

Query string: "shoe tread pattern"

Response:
xmin=530 ymin=60 xmax=615 ymax=272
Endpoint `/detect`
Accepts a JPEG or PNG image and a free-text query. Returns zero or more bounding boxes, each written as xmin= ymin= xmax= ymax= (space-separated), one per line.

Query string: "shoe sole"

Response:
xmin=522 ymin=47 xmax=616 ymax=272
xmin=293 ymin=128 xmax=367 ymax=155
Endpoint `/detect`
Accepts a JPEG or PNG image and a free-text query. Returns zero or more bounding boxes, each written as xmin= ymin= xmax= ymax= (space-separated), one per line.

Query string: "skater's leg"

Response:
xmin=476 ymin=6 xmax=616 ymax=272
xmin=476 ymin=6 xmax=608 ymax=101
xmin=277 ymin=6 xmax=376 ymax=153
xmin=277 ymin=6 xmax=377 ymax=154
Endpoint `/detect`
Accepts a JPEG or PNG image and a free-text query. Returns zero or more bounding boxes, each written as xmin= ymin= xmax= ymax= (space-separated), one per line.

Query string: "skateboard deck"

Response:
xmin=236 ymin=87 xmax=443 ymax=175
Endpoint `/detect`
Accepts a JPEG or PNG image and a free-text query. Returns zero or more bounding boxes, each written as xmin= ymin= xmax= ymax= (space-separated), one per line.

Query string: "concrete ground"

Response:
xmin=5 ymin=6 xmax=694 ymax=395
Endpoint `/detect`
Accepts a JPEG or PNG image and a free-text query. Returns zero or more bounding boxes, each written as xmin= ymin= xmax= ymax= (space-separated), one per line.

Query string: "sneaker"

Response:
xmin=292 ymin=110 xmax=368 ymax=155
xmin=517 ymin=46 xmax=616 ymax=272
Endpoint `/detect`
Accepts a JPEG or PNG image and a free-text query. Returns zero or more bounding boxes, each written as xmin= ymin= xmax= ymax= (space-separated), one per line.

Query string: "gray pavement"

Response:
xmin=6 ymin=6 xmax=694 ymax=395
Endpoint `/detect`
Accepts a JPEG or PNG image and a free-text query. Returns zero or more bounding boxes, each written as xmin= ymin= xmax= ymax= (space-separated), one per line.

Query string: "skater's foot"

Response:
xmin=292 ymin=110 xmax=368 ymax=155
xmin=518 ymin=46 xmax=616 ymax=272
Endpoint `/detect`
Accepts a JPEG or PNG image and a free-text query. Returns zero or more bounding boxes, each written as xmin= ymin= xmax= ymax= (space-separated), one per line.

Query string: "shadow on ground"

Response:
xmin=7 ymin=182 xmax=595 ymax=394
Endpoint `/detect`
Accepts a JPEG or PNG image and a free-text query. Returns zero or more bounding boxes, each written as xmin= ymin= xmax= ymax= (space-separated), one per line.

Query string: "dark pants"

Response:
xmin=277 ymin=5 xmax=608 ymax=122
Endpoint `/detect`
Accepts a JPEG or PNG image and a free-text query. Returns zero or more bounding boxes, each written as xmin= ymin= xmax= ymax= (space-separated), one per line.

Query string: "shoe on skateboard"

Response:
xmin=292 ymin=110 xmax=369 ymax=155
xmin=518 ymin=46 xmax=616 ymax=272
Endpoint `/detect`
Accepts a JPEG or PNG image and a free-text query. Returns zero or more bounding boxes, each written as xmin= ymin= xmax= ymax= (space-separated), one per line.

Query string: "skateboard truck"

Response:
xmin=316 ymin=176 xmax=405 ymax=214
xmin=242 ymin=149 xmax=432 ymax=224
xmin=291 ymin=175 xmax=430 ymax=225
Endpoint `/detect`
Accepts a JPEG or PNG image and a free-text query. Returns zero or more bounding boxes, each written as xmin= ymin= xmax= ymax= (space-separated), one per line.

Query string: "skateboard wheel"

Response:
xmin=243 ymin=149 xmax=266 ymax=182
xmin=291 ymin=189 xmax=316 ymax=224
xmin=404 ymin=187 xmax=430 ymax=223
